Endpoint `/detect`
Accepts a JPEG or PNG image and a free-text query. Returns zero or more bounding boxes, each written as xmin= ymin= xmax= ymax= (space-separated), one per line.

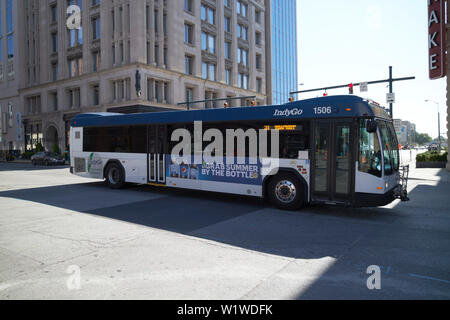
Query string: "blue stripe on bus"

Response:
xmin=71 ymin=95 xmax=379 ymax=127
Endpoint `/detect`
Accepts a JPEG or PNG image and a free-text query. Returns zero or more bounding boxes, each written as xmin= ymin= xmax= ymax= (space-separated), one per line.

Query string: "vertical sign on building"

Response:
xmin=428 ymin=0 xmax=446 ymax=79
xmin=16 ymin=112 xmax=22 ymax=142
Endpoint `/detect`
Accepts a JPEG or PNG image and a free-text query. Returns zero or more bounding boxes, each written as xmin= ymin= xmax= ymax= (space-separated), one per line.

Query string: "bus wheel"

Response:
xmin=105 ymin=163 xmax=125 ymax=189
xmin=268 ymin=173 xmax=305 ymax=210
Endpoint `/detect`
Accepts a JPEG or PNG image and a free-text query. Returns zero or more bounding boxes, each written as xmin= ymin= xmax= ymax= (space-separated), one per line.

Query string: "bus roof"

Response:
xmin=71 ymin=95 xmax=391 ymax=128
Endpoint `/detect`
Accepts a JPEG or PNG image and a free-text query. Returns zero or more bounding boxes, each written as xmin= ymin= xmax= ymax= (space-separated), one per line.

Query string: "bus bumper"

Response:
xmin=353 ymin=187 xmax=397 ymax=208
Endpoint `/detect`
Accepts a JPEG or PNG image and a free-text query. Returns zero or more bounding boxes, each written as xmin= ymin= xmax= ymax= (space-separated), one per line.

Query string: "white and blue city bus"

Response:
xmin=70 ymin=95 xmax=409 ymax=210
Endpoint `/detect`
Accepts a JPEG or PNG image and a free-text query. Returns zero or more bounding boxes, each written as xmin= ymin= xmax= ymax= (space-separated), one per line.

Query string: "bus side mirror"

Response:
xmin=367 ymin=120 xmax=378 ymax=133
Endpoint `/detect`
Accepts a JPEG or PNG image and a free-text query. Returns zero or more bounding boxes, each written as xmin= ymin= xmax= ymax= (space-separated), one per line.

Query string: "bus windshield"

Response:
xmin=377 ymin=120 xmax=399 ymax=175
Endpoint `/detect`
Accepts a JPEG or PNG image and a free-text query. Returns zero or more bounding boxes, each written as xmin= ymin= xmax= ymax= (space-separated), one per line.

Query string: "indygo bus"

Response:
xmin=70 ymin=95 xmax=409 ymax=210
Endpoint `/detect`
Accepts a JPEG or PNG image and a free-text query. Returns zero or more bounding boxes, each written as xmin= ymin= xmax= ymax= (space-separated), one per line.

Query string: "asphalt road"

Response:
xmin=0 ymin=162 xmax=449 ymax=299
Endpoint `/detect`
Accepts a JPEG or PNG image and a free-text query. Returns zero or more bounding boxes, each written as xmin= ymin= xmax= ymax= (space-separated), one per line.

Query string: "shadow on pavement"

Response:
xmin=1 ymin=168 xmax=449 ymax=299
xmin=0 ymin=176 xmax=419 ymax=259
xmin=0 ymin=163 xmax=70 ymax=172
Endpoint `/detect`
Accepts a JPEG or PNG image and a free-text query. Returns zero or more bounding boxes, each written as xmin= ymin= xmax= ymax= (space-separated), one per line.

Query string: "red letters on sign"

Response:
xmin=428 ymin=0 xmax=446 ymax=79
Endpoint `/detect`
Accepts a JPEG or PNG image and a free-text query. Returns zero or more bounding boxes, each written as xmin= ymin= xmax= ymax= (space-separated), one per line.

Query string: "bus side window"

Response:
xmin=278 ymin=122 xmax=310 ymax=159
xmin=359 ymin=120 xmax=382 ymax=177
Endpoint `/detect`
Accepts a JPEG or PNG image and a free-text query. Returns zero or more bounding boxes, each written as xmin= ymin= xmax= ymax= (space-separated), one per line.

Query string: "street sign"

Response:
xmin=428 ymin=0 xmax=446 ymax=79
xmin=360 ymin=82 xmax=368 ymax=92
xmin=387 ymin=93 xmax=396 ymax=104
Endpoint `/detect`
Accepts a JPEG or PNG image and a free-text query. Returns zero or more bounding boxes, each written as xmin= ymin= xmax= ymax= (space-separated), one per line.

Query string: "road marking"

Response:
xmin=408 ymin=273 xmax=450 ymax=284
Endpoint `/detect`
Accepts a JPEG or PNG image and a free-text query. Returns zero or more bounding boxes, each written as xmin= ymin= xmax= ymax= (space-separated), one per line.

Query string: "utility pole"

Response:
xmin=389 ymin=66 xmax=393 ymax=118
xmin=425 ymin=100 xmax=441 ymax=152
xmin=290 ymin=66 xmax=415 ymax=118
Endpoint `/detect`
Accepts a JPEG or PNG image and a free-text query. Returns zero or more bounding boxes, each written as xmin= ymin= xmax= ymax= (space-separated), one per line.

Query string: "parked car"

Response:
xmin=31 ymin=152 xmax=66 ymax=166
xmin=428 ymin=144 xmax=438 ymax=151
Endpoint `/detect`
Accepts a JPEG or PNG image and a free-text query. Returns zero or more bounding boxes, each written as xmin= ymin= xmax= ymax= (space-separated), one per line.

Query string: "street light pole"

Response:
xmin=425 ymin=100 xmax=441 ymax=152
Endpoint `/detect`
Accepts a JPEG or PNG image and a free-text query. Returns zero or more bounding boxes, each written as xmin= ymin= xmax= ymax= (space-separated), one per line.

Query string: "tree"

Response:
xmin=35 ymin=142 xmax=44 ymax=152
xmin=414 ymin=132 xmax=432 ymax=146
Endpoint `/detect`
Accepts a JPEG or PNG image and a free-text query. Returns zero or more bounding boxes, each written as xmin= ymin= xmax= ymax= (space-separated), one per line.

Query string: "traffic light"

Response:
xmin=323 ymin=91 xmax=328 ymax=97
xmin=348 ymin=83 xmax=354 ymax=94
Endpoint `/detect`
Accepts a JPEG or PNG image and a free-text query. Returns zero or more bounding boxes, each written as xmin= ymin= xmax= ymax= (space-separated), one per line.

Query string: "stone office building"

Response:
xmin=0 ymin=0 xmax=271 ymax=155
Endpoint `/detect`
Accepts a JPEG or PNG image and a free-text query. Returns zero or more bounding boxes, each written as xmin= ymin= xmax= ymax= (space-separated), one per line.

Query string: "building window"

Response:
xmin=7 ymin=35 xmax=14 ymax=59
xmin=68 ymin=57 xmax=83 ymax=77
xmin=6 ymin=0 xmax=13 ymax=33
xmin=256 ymin=78 xmax=262 ymax=93
xmin=237 ymin=24 xmax=247 ymax=40
xmin=185 ymin=55 xmax=193 ymax=75
xmin=119 ymin=42 xmax=124 ymax=62
xmin=186 ymin=87 xmax=193 ymax=106
xmin=8 ymin=102 xmax=13 ymax=127
xmin=68 ymin=88 xmax=81 ymax=109
xmin=112 ymin=44 xmax=116 ymax=65
xmin=184 ymin=0 xmax=193 ymax=13
xmin=204 ymin=91 xmax=217 ymax=109
xmin=92 ymin=0 xmax=100 ymax=6
xmin=237 ymin=48 xmax=248 ymax=66
xmin=154 ymin=81 xmax=161 ymax=102
xmin=92 ymin=85 xmax=100 ymax=105
xmin=154 ymin=44 xmax=159 ymax=65
xmin=256 ymin=54 xmax=262 ymax=71
xmin=164 ymin=82 xmax=169 ymax=103
xmin=154 ymin=10 xmax=158 ymax=33
xmin=184 ymin=23 xmax=193 ymax=44
xmin=224 ymin=0 xmax=230 ymax=8
xmin=236 ymin=1 xmax=247 ymax=18
xmin=50 ymin=4 xmax=58 ymax=23
xmin=201 ymin=32 xmax=215 ymax=54
xmin=51 ymin=33 xmax=58 ymax=53
xmin=202 ymin=61 xmax=215 ymax=81
xmin=112 ymin=9 xmax=115 ymax=33
xmin=92 ymin=52 xmax=100 ymax=72
xmin=119 ymin=6 xmax=123 ymax=33
xmin=255 ymin=31 xmax=261 ymax=46
xmin=224 ymin=16 xmax=231 ymax=33
xmin=51 ymin=62 xmax=58 ymax=81
xmin=26 ymin=96 xmax=42 ymax=115
xmin=225 ymin=68 xmax=232 ymax=85
xmin=163 ymin=46 xmax=167 ymax=67
xmin=201 ymin=5 xmax=215 ymax=25
xmin=112 ymin=79 xmax=130 ymax=101
xmin=92 ymin=16 xmax=100 ymax=40
xmin=67 ymin=0 xmax=83 ymax=46
xmin=163 ymin=13 xmax=167 ymax=36
xmin=224 ymin=41 xmax=231 ymax=59
xmin=255 ymin=9 xmax=261 ymax=24
xmin=238 ymin=73 xmax=248 ymax=89
xmin=49 ymin=92 xmax=58 ymax=111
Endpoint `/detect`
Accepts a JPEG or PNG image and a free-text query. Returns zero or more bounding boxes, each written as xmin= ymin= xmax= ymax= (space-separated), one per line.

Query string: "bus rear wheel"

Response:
xmin=268 ymin=173 xmax=305 ymax=210
xmin=105 ymin=163 xmax=125 ymax=189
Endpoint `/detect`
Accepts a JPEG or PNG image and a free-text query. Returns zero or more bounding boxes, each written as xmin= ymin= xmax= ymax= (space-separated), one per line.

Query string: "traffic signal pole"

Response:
xmin=290 ymin=66 xmax=415 ymax=118
xmin=389 ymin=66 xmax=393 ymax=118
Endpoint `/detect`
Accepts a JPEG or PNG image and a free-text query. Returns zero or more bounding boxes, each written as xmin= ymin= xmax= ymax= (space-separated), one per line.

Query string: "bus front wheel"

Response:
xmin=268 ymin=173 xmax=305 ymax=210
xmin=105 ymin=163 xmax=125 ymax=189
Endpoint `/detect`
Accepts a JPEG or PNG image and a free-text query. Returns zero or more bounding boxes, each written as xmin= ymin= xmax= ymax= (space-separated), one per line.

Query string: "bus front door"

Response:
xmin=312 ymin=121 xmax=353 ymax=204
xmin=148 ymin=125 xmax=167 ymax=185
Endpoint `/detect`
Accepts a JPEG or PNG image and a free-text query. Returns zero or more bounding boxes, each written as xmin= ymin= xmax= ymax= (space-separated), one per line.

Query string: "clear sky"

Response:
xmin=296 ymin=0 xmax=447 ymax=139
